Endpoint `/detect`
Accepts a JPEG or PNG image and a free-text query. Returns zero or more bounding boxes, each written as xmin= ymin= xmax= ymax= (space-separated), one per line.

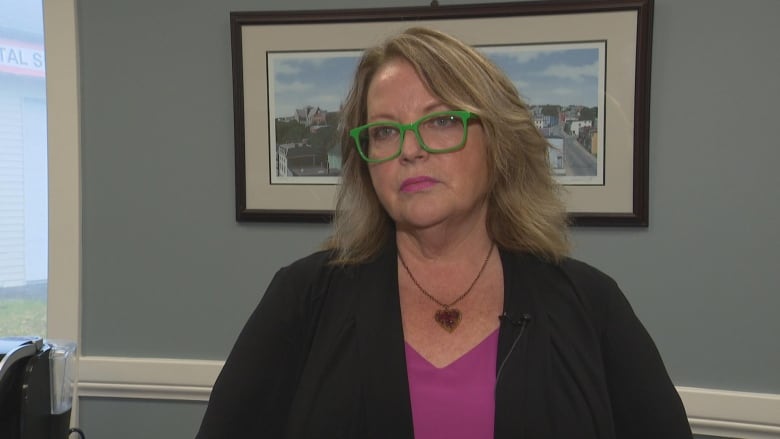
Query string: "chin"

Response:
xmin=395 ymin=208 xmax=450 ymax=230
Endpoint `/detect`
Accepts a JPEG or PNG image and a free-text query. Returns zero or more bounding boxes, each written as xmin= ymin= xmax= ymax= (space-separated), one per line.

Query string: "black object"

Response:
xmin=0 ymin=337 xmax=77 ymax=439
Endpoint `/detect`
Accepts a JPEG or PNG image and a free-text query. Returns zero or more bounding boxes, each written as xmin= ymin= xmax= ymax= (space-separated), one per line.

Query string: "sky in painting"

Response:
xmin=479 ymin=43 xmax=601 ymax=107
xmin=269 ymin=51 xmax=360 ymax=119
xmin=268 ymin=42 xmax=602 ymax=119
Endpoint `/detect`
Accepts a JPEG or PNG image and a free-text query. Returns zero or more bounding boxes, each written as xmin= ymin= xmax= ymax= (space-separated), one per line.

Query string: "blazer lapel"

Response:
xmin=495 ymin=250 xmax=551 ymax=439
xmin=354 ymin=242 xmax=415 ymax=438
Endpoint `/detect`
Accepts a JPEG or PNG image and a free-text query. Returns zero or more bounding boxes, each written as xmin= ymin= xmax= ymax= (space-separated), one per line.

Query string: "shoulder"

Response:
xmin=267 ymin=249 xmax=375 ymax=305
xmin=556 ymin=258 xmax=643 ymax=338
xmin=558 ymin=257 xmax=626 ymax=315
xmin=558 ymin=257 xmax=621 ymax=293
xmin=502 ymin=251 xmax=627 ymax=325
xmin=502 ymin=250 xmax=620 ymax=294
xmin=280 ymin=249 xmax=336 ymax=273
xmin=257 ymin=250 xmax=341 ymax=309
xmin=272 ymin=249 xmax=343 ymax=286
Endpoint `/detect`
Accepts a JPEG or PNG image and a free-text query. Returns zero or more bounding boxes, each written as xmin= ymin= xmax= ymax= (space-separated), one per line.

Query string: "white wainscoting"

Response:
xmin=79 ymin=356 xmax=218 ymax=401
xmin=77 ymin=356 xmax=780 ymax=438
xmin=678 ymin=386 xmax=780 ymax=439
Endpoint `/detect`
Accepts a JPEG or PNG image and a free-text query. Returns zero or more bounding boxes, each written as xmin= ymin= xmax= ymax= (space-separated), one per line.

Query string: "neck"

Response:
xmin=394 ymin=197 xmax=493 ymax=267
xmin=395 ymin=219 xmax=492 ymax=264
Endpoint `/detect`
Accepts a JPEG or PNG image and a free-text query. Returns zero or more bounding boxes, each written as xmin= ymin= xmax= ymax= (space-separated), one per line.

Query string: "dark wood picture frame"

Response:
xmin=230 ymin=0 xmax=653 ymax=226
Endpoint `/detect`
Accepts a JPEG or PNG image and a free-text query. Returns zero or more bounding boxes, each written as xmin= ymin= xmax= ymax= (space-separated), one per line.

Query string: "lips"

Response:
xmin=400 ymin=176 xmax=438 ymax=193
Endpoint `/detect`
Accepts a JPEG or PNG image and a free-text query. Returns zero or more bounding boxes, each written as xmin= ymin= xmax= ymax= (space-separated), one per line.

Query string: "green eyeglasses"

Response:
xmin=349 ymin=110 xmax=476 ymax=163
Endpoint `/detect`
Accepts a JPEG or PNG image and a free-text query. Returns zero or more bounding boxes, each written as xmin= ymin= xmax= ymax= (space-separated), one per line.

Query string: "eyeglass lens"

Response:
xmin=359 ymin=113 xmax=466 ymax=160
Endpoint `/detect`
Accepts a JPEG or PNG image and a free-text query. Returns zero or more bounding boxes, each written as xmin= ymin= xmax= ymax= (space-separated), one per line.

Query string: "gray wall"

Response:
xmin=76 ymin=0 xmax=779 ymax=437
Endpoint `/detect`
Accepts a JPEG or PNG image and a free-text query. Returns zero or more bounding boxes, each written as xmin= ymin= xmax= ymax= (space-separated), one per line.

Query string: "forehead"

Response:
xmin=369 ymin=58 xmax=421 ymax=91
xmin=366 ymin=59 xmax=440 ymax=114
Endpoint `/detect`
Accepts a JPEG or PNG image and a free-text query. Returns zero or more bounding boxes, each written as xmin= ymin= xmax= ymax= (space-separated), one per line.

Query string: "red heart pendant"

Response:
xmin=434 ymin=308 xmax=462 ymax=332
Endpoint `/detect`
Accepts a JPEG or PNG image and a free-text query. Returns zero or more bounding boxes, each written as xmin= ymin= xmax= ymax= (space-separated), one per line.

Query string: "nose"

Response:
xmin=399 ymin=128 xmax=427 ymax=162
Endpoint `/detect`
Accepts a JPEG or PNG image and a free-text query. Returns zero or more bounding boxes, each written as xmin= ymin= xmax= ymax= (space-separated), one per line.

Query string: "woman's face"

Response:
xmin=365 ymin=58 xmax=491 ymax=232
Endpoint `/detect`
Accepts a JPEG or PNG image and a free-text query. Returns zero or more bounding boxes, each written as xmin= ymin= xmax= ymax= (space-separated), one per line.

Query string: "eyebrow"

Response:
xmin=366 ymin=103 xmax=452 ymax=123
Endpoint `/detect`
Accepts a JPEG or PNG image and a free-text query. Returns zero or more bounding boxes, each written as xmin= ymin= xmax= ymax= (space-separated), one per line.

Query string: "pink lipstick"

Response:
xmin=400 ymin=176 xmax=438 ymax=193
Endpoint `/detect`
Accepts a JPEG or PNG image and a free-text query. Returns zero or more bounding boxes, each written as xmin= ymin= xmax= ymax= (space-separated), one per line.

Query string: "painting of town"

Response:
xmin=267 ymin=41 xmax=605 ymax=186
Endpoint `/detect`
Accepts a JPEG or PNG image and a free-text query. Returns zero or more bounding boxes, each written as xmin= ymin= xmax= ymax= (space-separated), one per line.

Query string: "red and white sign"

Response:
xmin=0 ymin=39 xmax=45 ymax=77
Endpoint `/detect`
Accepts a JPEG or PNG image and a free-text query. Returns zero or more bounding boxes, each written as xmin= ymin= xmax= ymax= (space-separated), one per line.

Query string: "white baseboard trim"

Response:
xmin=78 ymin=356 xmax=780 ymax=438
xmin=678 ymin=386 xmax=780 ymax=438
xmin=79 ymin=356 xmax=222 ymax=389
xmin=688 ymin=418 xmax=780 ymax=439
xmin=78 ymin=382 xmax=212 ymax=401
xmin=79 ymin=356 xmax=219 ymax=401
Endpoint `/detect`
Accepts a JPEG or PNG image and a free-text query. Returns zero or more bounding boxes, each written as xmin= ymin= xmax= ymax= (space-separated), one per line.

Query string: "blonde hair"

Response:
xmin=326 ymin=27 xmax=569 ymax=264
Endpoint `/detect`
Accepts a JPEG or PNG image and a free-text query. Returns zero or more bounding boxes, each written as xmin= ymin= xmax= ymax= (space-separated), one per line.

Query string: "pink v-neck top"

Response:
xmin=404 ymin=329 xmax=499 ymax=439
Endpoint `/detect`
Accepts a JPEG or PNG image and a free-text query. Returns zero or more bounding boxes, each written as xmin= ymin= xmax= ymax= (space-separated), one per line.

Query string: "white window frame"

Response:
xmin=43 ymin=0 xmax=81 ymax=417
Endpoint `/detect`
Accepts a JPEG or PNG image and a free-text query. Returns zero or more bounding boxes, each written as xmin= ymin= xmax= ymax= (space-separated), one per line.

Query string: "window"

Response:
xmin=0 ymin=0 xmax=47 ymax=337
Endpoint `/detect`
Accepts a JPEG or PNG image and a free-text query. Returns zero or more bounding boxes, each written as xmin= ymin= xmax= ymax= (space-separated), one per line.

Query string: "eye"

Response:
xmin=426 ymin=115 xmax=459 ymax=129
xmin=369 ymin=125 xmax=398 ymax=142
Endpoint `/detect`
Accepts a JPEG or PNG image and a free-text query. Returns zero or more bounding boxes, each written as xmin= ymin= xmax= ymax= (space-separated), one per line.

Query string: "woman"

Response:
xmin=197 ymin=27 xmax=691 ymax=438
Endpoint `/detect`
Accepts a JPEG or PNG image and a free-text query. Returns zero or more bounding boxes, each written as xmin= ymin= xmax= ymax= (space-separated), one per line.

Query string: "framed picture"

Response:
xmin=230 ymin=0 xmax=653 ymax=226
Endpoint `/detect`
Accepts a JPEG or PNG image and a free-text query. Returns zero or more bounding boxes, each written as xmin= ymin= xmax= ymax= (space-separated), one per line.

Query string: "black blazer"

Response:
xmin=197 ymin=242 xmax=692 ymax=438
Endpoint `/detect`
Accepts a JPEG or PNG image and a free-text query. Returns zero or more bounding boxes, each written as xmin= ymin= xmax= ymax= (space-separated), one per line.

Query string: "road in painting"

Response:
xmin=267 ymin=42 xmax=604 ymax=186
xmin=483 ymin=42 xmax=604 ymax=185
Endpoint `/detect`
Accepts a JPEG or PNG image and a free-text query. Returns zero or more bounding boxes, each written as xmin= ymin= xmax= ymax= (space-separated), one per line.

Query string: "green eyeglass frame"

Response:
xmin=349 ymin=110 xmax=476 ymax=164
